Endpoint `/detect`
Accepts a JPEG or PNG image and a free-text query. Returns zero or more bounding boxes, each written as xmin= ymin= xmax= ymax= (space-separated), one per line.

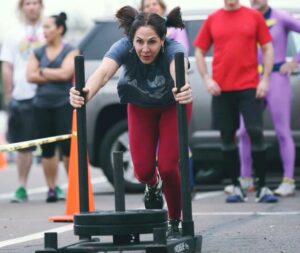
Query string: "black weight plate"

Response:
xmin=74 ymin=221 xmax=168 ymax=236
xmin=74 ymin=209 xmax=167 ymax=226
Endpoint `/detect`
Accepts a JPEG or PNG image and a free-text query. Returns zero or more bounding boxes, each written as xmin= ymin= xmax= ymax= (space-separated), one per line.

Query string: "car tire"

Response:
xmin=99 ymin=119 xmax=145 ymax=193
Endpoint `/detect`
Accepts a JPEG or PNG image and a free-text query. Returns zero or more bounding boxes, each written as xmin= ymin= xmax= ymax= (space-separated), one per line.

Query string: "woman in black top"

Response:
xmin=27 ymin=12 xmax=79 ymax=202
xmin=70 ymin=6 xmax=192 ymax=237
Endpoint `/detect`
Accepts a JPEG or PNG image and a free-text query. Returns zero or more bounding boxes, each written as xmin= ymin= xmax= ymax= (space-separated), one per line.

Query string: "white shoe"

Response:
xmin=224 ymin=185 xmax=234 ymax=195
xmin=274 ymin=178 xmax=296 ymax=197
xmin=224 ymin=177 xmax=255 ymax=195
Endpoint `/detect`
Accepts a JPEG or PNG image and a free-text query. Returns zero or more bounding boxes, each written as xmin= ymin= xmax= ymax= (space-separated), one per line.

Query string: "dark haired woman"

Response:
xmin=27 ymin=12 xmax=79 ymax=202
xmin=70 ymin=6 xmax=192 ymax=237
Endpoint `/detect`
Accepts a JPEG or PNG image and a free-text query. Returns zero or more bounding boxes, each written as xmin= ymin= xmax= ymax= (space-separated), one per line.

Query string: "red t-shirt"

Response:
xmin=193 ymin=6 xmax=271 ymax=91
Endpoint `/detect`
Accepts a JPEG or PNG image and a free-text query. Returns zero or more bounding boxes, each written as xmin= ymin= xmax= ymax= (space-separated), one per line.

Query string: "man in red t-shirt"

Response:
xmin=194 ymin=0 xmax=277 ymax=203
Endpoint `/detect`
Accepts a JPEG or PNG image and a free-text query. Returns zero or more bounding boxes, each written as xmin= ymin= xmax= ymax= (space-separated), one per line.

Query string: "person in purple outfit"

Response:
xmin=225 ymin=0 xmax=300 ymax=197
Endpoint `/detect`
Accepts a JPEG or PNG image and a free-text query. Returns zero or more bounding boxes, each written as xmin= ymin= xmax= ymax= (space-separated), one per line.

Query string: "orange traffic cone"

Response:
xmin=49 ymin=110 xmax=95 ymax=222
xmin=0 ymin=135 xmax=7 ymax=170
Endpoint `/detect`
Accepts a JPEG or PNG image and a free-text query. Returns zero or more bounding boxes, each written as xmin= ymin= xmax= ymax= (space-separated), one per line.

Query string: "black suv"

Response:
xmin=78 ymin=10 xmax=300 ymax=192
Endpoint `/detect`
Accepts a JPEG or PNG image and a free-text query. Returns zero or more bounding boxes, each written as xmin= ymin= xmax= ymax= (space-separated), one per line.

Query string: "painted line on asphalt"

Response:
xmin=193 ymin=211 xmax=300 ymax=216
xmin=0 ymin=177 xmax=108 ymax=248
xmin=0 ymin=224 xmax=73 ymax=248
xmin=193 ymin=191 xmax=223 ymax=200
xmin=0 ymin=176 xmax=107 ymax=200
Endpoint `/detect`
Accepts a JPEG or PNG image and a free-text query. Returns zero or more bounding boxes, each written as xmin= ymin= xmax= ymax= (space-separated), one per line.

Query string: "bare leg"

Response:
xmin=16 ymin=151 xmax=33 ymax=187
xmin=42 ymin=155 xmax=59 ymax=189
xmin=62 ymin=156 xmax=69 ymax=174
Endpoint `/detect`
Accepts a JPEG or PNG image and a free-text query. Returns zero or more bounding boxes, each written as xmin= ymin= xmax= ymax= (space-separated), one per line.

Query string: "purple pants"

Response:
xmin=239 ymin=72 xmax=295 ymax=179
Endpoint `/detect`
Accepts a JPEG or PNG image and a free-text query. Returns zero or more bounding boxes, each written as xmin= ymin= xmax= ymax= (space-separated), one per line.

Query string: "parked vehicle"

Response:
xmin=78 ymin=9 xmax=300 ymax=192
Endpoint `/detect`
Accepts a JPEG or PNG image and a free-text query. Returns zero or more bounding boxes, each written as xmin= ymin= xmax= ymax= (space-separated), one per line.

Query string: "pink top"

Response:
xmin=167 ymin=27 xmax=189 ymax=53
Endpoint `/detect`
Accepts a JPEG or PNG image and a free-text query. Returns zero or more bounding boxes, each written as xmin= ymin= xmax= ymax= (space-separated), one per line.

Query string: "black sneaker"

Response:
xmin=167 ymin=219 xmax=181 ymax=239
xmin=46 ymin=188 xmax=58 ymax=203
xmin=144 ymin=175 xmax=163 ymax=209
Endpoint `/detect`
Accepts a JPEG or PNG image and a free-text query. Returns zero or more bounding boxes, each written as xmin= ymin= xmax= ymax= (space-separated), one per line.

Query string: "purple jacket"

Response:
xmin=259 ymin=8 xmax=300 ymax=64
xmin=167 ymin=27 xmax=189 ymax=53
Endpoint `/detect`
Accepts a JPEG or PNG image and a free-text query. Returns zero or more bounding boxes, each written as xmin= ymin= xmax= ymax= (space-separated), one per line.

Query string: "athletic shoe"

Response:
xmin=224 ymin=185 xmax=234 ymax=195
xmin=167 ymin=219 xmax=181 ymax=239
xmin=55 ymin=186 xmax=66 ymax=200
xmin=274 ymin=178 xmax=296 ymax=197
xmin=256 ymin=187 xmax=278 ymax=203
xmin=46 ymin=188 xmax=58 ymax=203
xmin=224 ymin=177 xmax=255 ymax=194
xmin=11 ymin=186 xmax=28 ymax=203
xmin=144 ymin=175 xmax=163 ymax=209
xmin=226 ymin=186 xmax=247 ymax=203
xmin=240 ymin=177 xmax=255 ymax=192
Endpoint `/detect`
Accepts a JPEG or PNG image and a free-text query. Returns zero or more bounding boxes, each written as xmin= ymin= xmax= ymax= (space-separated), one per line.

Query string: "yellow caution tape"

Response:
xmin=0 ymin=133 xmax=76 ymax=152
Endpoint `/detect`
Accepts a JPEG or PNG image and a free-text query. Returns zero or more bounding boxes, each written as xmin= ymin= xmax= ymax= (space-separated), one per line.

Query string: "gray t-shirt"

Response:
xmin=105 ymin=37 xmax=187 ymax=107
xmin=33 ymin=43 xmax=75 ymax=108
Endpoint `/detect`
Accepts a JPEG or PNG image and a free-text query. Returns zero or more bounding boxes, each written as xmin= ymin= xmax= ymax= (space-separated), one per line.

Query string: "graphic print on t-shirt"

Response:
xmin=19 ymin=27 xmax=44 ymax=60
xmin=127 ymin=74 xmax=167 ymax=100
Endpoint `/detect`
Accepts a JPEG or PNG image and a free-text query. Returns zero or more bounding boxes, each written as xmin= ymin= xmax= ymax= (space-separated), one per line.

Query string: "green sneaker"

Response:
xmin=11 ymin=187 xmax=28 ymax=203
xmin=55 ymin=186 xmax=66 ymax=200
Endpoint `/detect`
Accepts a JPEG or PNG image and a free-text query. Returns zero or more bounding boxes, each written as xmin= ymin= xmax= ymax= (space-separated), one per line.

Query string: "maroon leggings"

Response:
xmin=127 ymin=103 xmax=192 ymax=220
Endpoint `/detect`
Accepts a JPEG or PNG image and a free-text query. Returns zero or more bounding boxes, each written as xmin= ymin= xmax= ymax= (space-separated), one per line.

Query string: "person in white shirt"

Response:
xmin=0 ymin=0 xmax=64 ymax=203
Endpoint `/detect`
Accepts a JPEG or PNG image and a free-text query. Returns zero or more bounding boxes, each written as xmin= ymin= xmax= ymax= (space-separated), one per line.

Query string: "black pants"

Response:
xmin=34 ymin=103 xmax=72 ymax=158
xmin=213 ymin=89 xmax=266 ymax=188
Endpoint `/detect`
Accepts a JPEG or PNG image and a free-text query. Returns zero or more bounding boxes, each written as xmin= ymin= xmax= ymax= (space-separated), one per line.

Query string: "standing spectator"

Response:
xmin=226 ymin=0 xmax=300 ymax=197
xmin=0 ymin=0 xmax=45 ymax=203
xmin=194 ymin=0 xmax=278 ymax=203
xmin=70 ymin=6 xmax=192 ymax=237
xmin=27 ymin=12 xmax=79 ymax=202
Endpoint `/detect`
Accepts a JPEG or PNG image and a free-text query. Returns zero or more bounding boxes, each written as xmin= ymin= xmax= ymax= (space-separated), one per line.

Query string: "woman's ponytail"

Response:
xmin=165 ymin=7 xmax=185 ymax=29
xmin=116 ymin=5 xmax=139 ymax=36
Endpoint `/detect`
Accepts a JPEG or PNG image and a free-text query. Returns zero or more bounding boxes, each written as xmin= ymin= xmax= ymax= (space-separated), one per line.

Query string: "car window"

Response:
xmin=185 ymin=19 xmax=213 ymax=57
xmin=185 ymin=19 xmax=202 ymax=57
xmin=291 ymin=32 xmax=300 ymax=52
xmin=80 ymin=19 xmax=212 ymax=60
xmin=79 ymin=21 xmax=123 ymax=60
xmin=287 ymin=32 xmax=300 ymax=57
xmin=80 ymin=16 xmax=299 ymax=60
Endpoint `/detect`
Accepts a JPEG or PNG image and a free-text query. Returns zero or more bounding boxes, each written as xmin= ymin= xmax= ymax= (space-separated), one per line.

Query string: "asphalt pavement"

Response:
xmin=0 ymin=162 xmax=299 ymax=253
